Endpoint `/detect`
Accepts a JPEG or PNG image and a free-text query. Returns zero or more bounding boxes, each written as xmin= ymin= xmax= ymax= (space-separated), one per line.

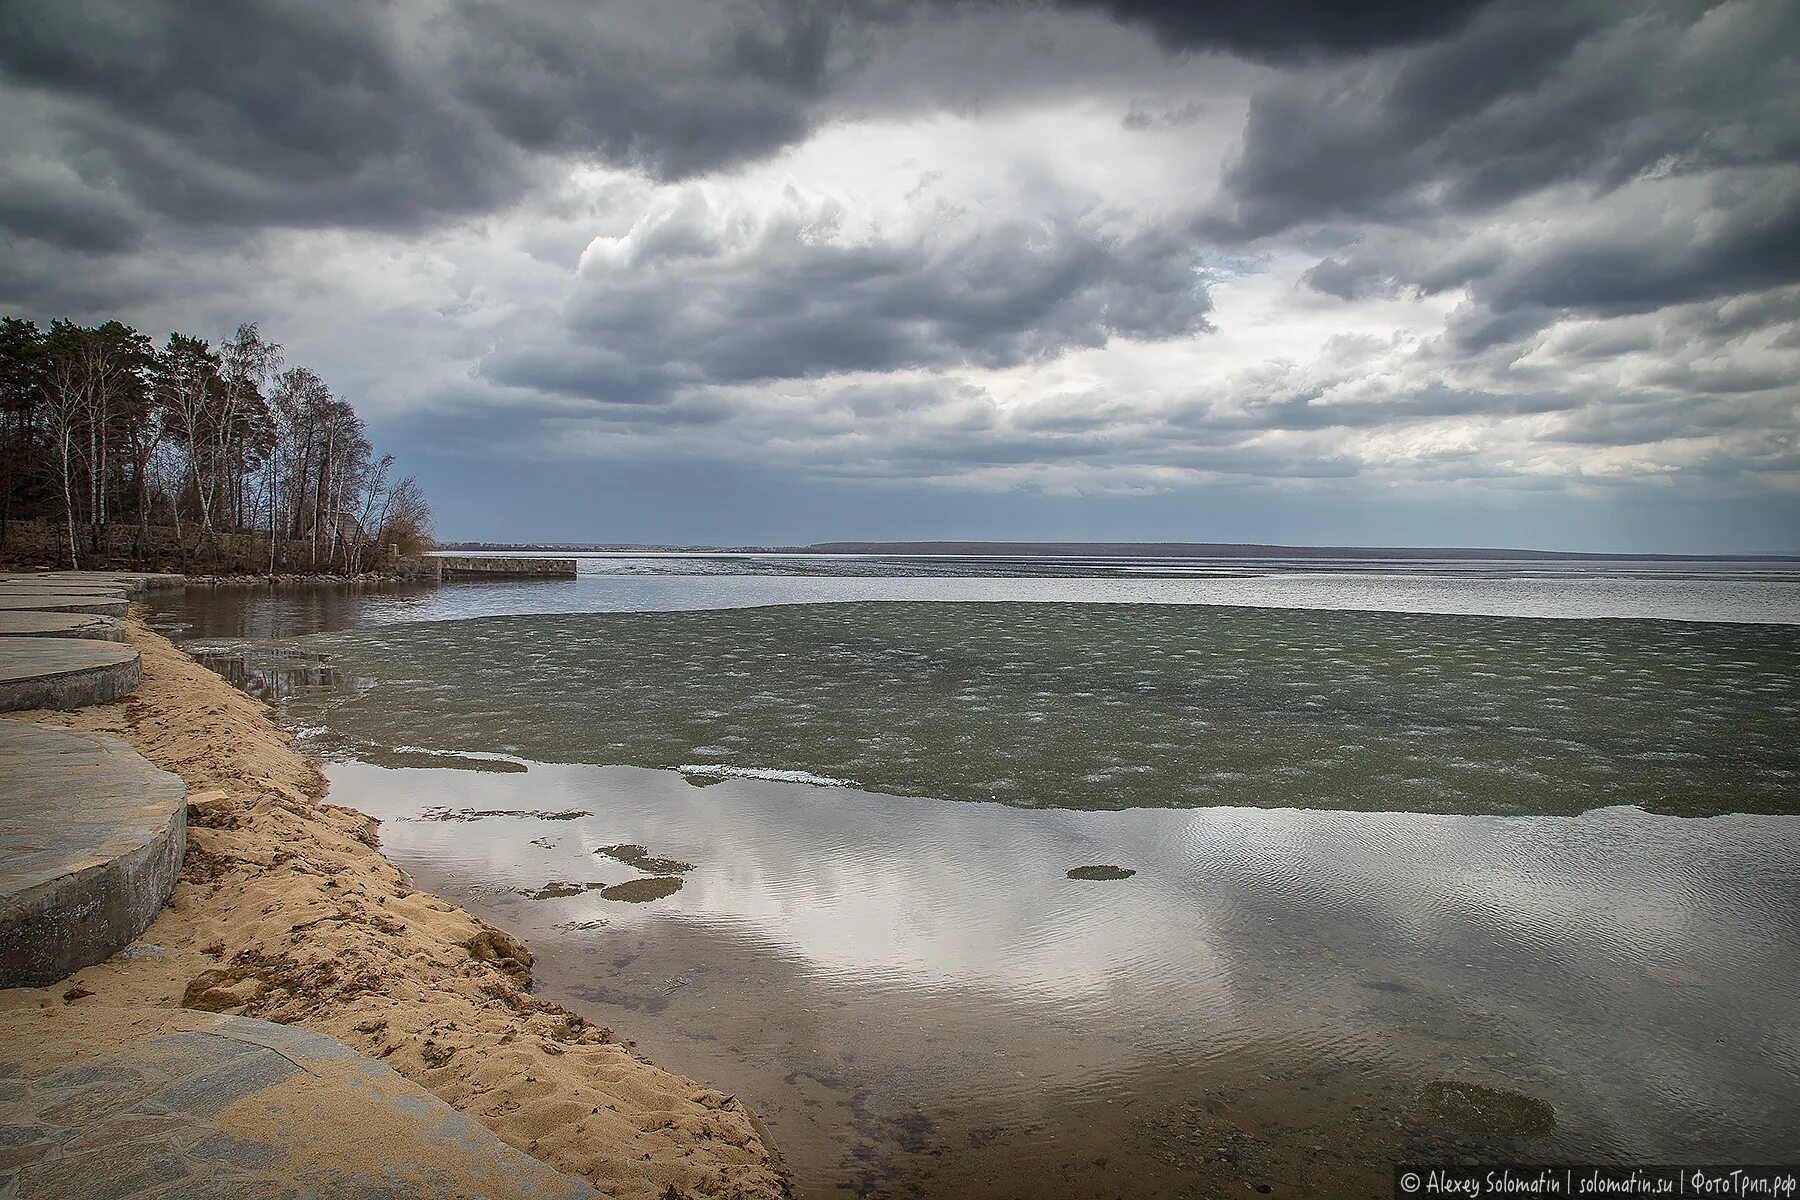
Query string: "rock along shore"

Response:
xmin=0 ymin=612 xmax=789 ymax=1200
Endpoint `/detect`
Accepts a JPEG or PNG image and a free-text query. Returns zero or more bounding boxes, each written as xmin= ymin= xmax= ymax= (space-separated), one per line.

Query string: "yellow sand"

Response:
xmin=0 ymin=615 xmax=788 ymax=1200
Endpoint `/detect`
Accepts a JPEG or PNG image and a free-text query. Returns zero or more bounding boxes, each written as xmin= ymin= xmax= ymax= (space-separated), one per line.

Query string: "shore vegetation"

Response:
xmin=0 ymin=314 xmax=429 ymax=574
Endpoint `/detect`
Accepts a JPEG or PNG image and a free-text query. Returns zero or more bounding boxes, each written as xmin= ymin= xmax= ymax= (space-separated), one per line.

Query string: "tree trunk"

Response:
xmin=60 ymin=428 xmax=79 ymax=570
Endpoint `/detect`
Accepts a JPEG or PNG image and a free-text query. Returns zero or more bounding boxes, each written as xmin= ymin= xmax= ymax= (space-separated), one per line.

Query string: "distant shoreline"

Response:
xmin=431 ymin=540 xmax=1800 ymax=563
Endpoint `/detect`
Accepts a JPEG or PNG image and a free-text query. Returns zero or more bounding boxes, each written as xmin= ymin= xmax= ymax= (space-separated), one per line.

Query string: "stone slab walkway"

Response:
xmin=0 ymin=722 xmax=186 ymax=988
xmin=0 ymin=1009 xmax=603 ymax=1199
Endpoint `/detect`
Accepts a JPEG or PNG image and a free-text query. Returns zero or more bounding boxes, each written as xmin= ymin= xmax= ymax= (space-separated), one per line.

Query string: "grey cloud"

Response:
xmin=484 ymin=194 xmax=1212 ymax=402
xmin=0 ymin=152 xmax=142 ymax=253
xmin=1441 ymin=302 xmax=1561 ymax=354
xmin=1470 ymin=178 xmax=1800 ymax=318
xmin=1205 ymin=0 xmax=1800 ymax=242
xmin=440 ymin=0 xmax=834 ymax=180
xmin=1544 ymin=392 xmax=1799 ymax=450
xmin=1300 ymin=255 xmax=1400 ymax=301
xmin=0 ymin=0 xmax=523 ymax=235
xmin=1401 ymin=174 xmax=1800 ymax=357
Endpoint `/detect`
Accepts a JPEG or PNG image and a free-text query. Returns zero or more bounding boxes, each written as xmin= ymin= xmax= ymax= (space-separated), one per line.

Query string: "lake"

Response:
xmin=146 ymin=555 xmax=1800 ymax=1198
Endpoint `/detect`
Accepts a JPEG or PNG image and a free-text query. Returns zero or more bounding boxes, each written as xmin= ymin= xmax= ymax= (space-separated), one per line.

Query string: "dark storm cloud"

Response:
xmin=1313 ymin=170 xmax=1800 ymax=355
xmin=0 ymin=0 xmax=847 ymax=244
xmin=0 ymin=1 xmax=520 ymax=233
xmin=484 ymin=196 xmax=1213 ymax=402
xmin=1206 ymin=0 xmax=1800 ymax=241
xmin=0 ymin=153 xmax=141 ymax=253
xmin=1057 ymin=0 xmax=1498 ymax=59
xmin=439 ymin=0 xmax=834 ymax=180
xmin=0 ymin=0 xmax=1547 ymax=251
xmin=1468 ymin=180 xmax=1800 ymax=319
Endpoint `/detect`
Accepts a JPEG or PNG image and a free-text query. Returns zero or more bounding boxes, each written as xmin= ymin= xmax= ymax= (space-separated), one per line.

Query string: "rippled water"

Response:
xmin=145 ymin=556 xmax=1800 ymax=1198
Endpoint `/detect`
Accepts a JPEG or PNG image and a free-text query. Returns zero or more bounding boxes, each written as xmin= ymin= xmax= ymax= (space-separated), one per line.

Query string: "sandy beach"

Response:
xmin=0 ymin=613 xmax=789 ymax=1200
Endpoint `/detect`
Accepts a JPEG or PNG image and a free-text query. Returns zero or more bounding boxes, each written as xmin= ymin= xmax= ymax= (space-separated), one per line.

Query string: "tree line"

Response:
xmin=0 ymin=315 xmax=429 ymax=572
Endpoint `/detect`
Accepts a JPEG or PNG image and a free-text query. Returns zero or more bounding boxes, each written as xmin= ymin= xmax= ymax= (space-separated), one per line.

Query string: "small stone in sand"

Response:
xmin=598 ymin=877 xmax=684 ymax=903
xmin=1066 ymin=865 xmax=1136 ymax=881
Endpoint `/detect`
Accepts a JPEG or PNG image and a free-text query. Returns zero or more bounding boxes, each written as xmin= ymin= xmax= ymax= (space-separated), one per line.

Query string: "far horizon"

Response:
xmin=432 ymin=537 xmax=1800 ymax=561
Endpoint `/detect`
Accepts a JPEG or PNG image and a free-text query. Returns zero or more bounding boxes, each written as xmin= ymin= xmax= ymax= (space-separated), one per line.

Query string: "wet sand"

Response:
xmin=0 ymin=615 xmax=788 ymax=1200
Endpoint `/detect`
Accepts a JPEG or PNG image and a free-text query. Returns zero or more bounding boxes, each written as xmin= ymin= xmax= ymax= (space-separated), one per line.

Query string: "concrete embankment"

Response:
xmin=0 ymin=572 xmax=185 ymax=992
xmin=0 ymin=576 xmax=788 ymax=1200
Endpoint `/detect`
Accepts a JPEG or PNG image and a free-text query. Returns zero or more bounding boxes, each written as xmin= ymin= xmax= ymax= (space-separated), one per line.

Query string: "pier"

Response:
xmin=429 ymin=554 xmax=578 ymax=580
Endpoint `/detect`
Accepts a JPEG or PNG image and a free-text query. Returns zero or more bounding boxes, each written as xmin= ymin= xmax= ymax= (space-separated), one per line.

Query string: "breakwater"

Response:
xmin=430 ymin=555 xmax=577 ymax=580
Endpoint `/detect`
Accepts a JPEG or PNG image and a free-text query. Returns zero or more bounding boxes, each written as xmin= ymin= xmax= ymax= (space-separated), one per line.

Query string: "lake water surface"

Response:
xmin=147 ymin=556 xmax=1800 ymax=1198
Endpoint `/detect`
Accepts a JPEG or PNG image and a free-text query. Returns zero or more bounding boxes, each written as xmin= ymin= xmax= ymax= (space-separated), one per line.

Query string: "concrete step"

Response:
xmin=0 ymin=594 xmax=130 ymax=618
xmin=0 ymin=638 xmax=141 ymax=712
xmin=26 ymin=571 xmax=185 ymax=594
xmin=0 ymin=721 xmax=186 ymax=988
xmin=0 ymin=613 xmax=126 ymax=642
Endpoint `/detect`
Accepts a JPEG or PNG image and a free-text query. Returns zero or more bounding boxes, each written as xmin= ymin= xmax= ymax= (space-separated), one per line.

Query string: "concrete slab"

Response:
xmin=0 ymin=594 xmax=129 ymax=618
xmin=2 ymin=571 xmax=184 ymax=596
xmin=0 ymin=637 xmax=141 ymax=712
xmin=0 ymin=613 xmax=126 ymax=642
xmin=0 ymin=1010 xmax=603 ymax=1198
xmin=0 ymin=581 xmax=131 ymax=594
xmin=0 ymin=721 xmax=185 ymax=988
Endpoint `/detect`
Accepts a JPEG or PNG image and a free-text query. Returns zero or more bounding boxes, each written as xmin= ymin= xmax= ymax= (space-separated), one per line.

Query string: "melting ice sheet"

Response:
xmin=289 ymin=602 xmax=1800 ymax=817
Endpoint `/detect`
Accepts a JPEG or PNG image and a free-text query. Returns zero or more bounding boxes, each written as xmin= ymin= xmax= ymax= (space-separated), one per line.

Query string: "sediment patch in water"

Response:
xmin=523 ymin=881 xmax=592 ymax=900
xmin=1066 ymin=865 xmax=1136 ymax=880
xmin=597 ymin=844 xmax=695 ymax=874
xmin=1419 ymin=1081 xmax=1558 ymax=1139
xmin=598 ymin=877 xmax=684 ymax=903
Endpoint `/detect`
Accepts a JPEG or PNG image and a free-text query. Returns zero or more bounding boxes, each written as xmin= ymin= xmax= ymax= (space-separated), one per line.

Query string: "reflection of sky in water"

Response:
xmin=332 ymin=760 xmax=1800 ymax=1161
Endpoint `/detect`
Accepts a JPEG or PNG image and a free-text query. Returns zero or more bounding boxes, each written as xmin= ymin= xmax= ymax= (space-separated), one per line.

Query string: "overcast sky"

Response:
xmin=3 ymin=0 xmax=1796 ymax=551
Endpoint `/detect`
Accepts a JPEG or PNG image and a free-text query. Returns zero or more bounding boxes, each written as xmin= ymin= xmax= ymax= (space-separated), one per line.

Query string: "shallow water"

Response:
xmin=323 ymin=761 xmax=1800 ymax=1197
xmin=146 ymin=557 xmax=1800 ymax=1198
